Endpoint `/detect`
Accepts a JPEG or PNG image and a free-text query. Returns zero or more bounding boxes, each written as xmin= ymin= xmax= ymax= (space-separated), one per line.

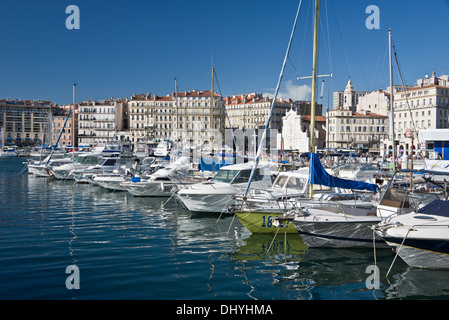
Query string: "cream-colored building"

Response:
xmin=78 ymin=98 xmax=127 ymax=146
xmin=333 ymin=80 xmax=367 ymax=111
xmin=326 ymin=108 xmax=388 ymax=152
xmin=128 ymin=90 xmax=226 ymax=149
xmin=224 ymin=92 xmax=322 ymax=132
xmin=0 ymin=99 xmax=52 ymax=147
xmin=327 ymin=80 xmax=389 ymax=152
xmin=381 ymin=73 xmax=449 ymax=156
xmin=51 ymin=105 xmax=78 ymax=148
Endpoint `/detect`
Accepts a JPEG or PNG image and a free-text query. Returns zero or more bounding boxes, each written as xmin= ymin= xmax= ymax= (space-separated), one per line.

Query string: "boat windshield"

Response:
xmin=274 ymin=176 xmax=307 ymax=190
xmin=211 ymin=169 xmax=240 ymax=183
xmin=211 ymin=168 xmax=263 ymax=184
xmin=74 ymin=155 xmax=99 ymax=165
xmin=98 ymin=158 xmax=119 ymax=166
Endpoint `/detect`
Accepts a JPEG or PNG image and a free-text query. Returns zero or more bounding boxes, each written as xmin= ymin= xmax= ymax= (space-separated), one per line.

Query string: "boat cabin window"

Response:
xmin=232 ymin=169 xmax=258 ymax=184
xmin=74 ymin=156 xmax=99 ymax=165
xmin=286 ymin=177 xmax=307 ymax=190
xmin=211 ymin=169 xmax=240 ymax=183
xmin=274 ymin=176 xmax=289 ymax=188
xmin=211 ymin=168 xmax=263 ymax=184
xmin=98 ymin=158 xmax=119 ymax=167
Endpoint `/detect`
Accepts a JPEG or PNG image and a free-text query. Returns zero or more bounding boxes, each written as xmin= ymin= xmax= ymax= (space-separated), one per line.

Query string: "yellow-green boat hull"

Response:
xmin=235 ymin=211 xmax=297 ymax=234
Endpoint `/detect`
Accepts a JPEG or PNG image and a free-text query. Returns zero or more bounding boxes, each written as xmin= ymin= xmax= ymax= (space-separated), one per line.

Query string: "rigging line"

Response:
xmin=329 ymin=0 xmax=352 ymax=80
xmin=296 ymin=0 xmax=312 ymax=80
xmin=324 ymin=0 xmax=333 ymax=76
xmin=393 ymin=42 xmax=421 ymax=146
xmin=243 ymin=0 xmax=304 ymax=197
xmin=318 ymin=1 xmax=332 ymax=78
xmin=213 ymin=68 xmax=237 ymax=149
xmin=337 ymin=0 xmax=370 ymax=91
xmin=370 ymin=32 xmax=389 ymax=90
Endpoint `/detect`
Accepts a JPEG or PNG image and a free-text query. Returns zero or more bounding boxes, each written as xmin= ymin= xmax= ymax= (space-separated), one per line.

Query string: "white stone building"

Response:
xmin=278 ymin=108 xmax=326 ymax=152
xmin=128 ymin=90 xmax=226 ymax=149
xmin=78 ymin=99 xmax=126 ymax=146
xmin=381 ymin=73 xmax=449 ymax=157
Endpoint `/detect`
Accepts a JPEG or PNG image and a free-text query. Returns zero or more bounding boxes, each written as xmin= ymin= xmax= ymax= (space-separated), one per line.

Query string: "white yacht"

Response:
xmin=176 ymin=162 xmax=272 ymax=214
xmin=70 ymin=157 xmax=124 ymax=184
xmin=0 ymin=146 xmax=17 ymax=157
xmin=27 ymin=154 xmax=72 ymax=177
xmin=93 ymin=170 xmax=129 ymax=191
xmin=375 ymin=199 xmax=449 ymax=269
xmin=50 ymin=153 xmax=102 ymax=180
xmin=121 ymin=156 xmax=192 ymax=197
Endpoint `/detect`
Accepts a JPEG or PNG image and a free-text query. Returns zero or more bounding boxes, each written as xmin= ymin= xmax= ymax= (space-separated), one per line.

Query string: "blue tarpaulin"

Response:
xmin=309 ymin=152 xmax=380 ymax=192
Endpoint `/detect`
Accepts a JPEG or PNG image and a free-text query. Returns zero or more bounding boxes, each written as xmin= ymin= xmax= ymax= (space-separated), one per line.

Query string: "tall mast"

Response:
xmin=72 ymin=83 xmax=77 ymax=150
xmin=309 ymin=0 xmax=320 ymax=198
xmin=175 ymin=77 xmax=179 ymax=142
xmin=210 ymin=65 xmax=214 ymax=152
xmin=388 ymin=28 xmax=395 ymax=169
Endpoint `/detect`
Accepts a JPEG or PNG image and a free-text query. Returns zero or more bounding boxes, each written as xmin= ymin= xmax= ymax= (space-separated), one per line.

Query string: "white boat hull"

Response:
xmin=122 ymin=181 xmax=175 ymax=197
xmin=376 ymin=203 xmax=449 ymax=269
xmin=177 ymin=190 xmax=237 ymax=213
xmin=95 ymin=178 xmax=127 ymax=191
xmin=28 ymin=164 xmax=51 ymax=177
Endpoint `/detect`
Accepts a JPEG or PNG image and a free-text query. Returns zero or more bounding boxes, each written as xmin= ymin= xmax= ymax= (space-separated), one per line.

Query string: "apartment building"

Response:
xmin=0 ymin=99 xmax=52 ymax=146
xmin=51 ymin=105 xmax=77 ymax=148
xmin=381 ymin=73 xmax=449 ymax=156
xmin=326 ymin=108 xmax=388 ymax=151
xmin=77 ymin=98 xmax=126 ymax=146
xmin=224 ymin=93 xmax=321 ymax=132
xmin=128 ymin=90 xmax=226 ymax=149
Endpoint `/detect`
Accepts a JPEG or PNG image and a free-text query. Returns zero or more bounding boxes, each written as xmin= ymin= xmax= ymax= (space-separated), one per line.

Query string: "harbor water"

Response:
xmin=1 ymin=157 xmax=449 ymax=300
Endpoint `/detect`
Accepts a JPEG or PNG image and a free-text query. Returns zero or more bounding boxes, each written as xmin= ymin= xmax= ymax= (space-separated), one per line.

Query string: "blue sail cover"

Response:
xmin=309 ymin=153 xmax=379 ymax=192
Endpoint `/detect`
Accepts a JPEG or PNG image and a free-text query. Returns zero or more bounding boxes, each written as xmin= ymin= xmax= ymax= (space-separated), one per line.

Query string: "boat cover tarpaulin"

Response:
xmin=309 ymin=152 xmax=380 ymax=192
xmin=199 ymin=157 xmax=233 ymax=172
xmin=417 ymin=200 xmax=449 ymax=217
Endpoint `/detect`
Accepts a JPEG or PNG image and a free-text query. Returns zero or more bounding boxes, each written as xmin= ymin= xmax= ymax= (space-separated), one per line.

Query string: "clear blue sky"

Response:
xmin=1 ymin=0 xmax=449 ymax=112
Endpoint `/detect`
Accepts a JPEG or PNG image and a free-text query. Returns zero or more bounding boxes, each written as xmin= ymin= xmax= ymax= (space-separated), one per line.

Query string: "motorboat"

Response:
xmin=70 ymin=157 xmax=125 ymax=184
xmin=0 ymin=146 xmax=17 ymax=157
xmin=153 ymin=139 xmax=173 ymax=157
xmin=331 ymin=162 xmax=390 ymax=182
xmin=93 ymin=170 xmax=129 ymax=191
xmin=121 ymin=156 xmax=193 ymax=197
xmin=176 ymin=161 xmax=272 ymax=214
xmin=50 ymin=153 xmax=102 ymax=180
xmin=375 ymin=199 xmax=449 ymax=269
xmin=27 ymin=154 xmax=72 ymax=177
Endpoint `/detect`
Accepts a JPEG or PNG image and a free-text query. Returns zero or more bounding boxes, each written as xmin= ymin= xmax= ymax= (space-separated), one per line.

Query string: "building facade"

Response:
xmin=333 ymin=80 xmax=367 ymax=111
xmin=0 ymin=99 xmax=52 ymax=147
xmin=128 ymin=90 xmax=226 ymax=149
xmin=326 ymin=108 xmax=388 ymax=152
xmin=78 ymin=99 xmax=127 ymax=146
xmin=51 ymin=105 xmax=78 ymax=148
xmin=224 ymin=93 xmax=322 ymax=132
xmin=279 ymin=108 xmax=326 ymax=152
xmin=381 ymin=73 xmax=449 ymax=157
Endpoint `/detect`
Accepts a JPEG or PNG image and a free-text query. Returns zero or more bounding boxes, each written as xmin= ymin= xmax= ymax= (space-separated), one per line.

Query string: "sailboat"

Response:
xmin=290 ymin=27 xmax=414 ymax=248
